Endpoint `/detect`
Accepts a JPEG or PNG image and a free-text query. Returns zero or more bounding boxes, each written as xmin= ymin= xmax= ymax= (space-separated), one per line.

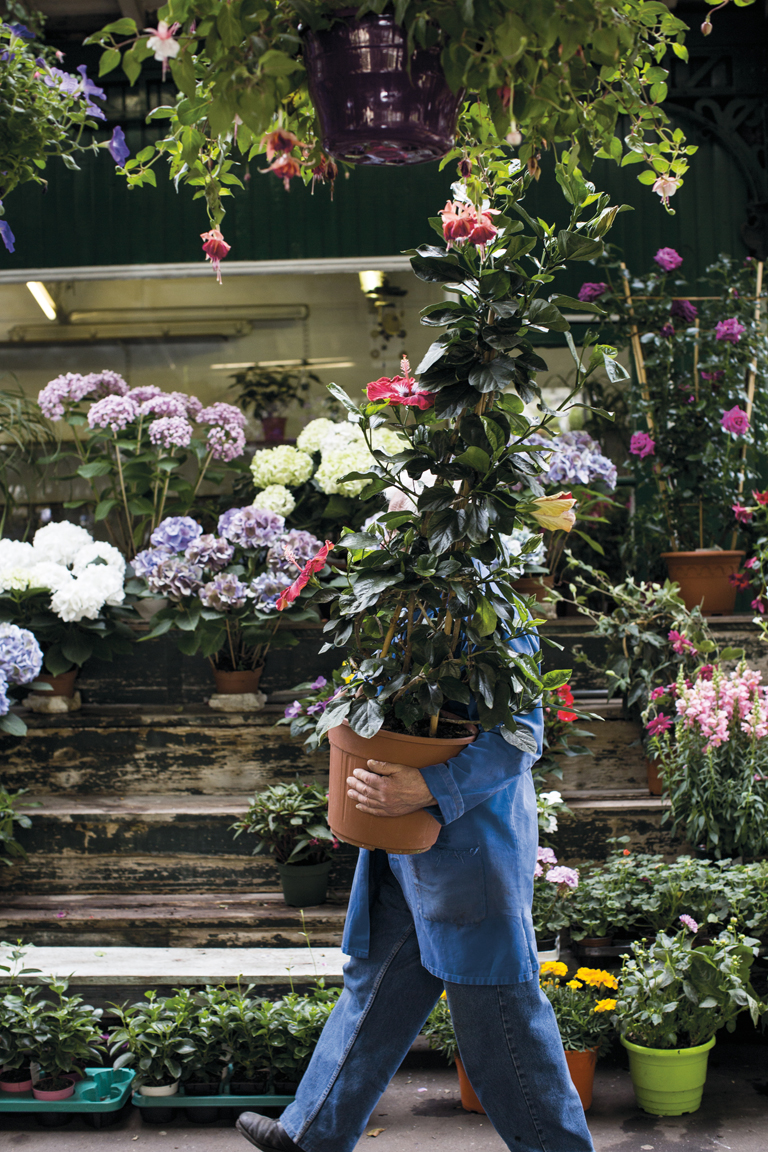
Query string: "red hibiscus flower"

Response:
xmin=366 ymin=356 xmax=436 ymax=410
xmin=276 ymin=540 xmax=334 ymax=611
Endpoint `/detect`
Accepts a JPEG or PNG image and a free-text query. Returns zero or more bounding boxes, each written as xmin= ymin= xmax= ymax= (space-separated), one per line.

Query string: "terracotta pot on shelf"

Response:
xmin=565 ymin=1047 xmax=598 ymax=1111
xmin=661 ymin=551 xmax=744 ymax=615
xmin=302 ymin=12 xmax=463 ymax=165
xmin=646 ymin=757 xmax=663 ymax=797
xmin=578 ymin=935 xmax=613 ymax=950
xmin=31 ymin=669 xmax=78 ymax=698
xmin=260 ymin=416 xmax=287 ymax=442
xmin=327 ymin=720 xmax=475 ymax=854
xmin=455 ymin=1057 xmax=485 ymax=1114
xmin=211 ymin=667 xmax=264 ymax=695
xmin=511 ymin=575 xmax=556 ymax=619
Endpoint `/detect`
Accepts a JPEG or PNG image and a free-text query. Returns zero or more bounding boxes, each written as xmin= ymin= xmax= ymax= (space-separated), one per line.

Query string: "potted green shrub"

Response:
xmin=232 ymin=781 xmax=338 ymax=907
xmin=538 ymin=961 xmax=618 ymax=1110
xmin=267 ymin=988 xmax=340 ymax=1095
xmin=613 ymin=921 xmax=766 ymax=1116
xmin=25 ymin=978 xmax=105 ymax=1101
xmin=0 ymin=982 xmax=41 ymax=1093
xmin=219 ymin=988 xmax=272 ymax=1095
xmin=109 ymin=990 xmax=196 ymax=1097
xmin=229 ymin=365 xmax=318 ymax=443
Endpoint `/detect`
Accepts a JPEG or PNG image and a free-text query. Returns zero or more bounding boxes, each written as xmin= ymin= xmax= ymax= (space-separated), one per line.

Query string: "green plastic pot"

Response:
xmin=277 ymin=861 xmax=332 ymax=907
xmin=621 ymin=1035 xmax=715 ymax=1116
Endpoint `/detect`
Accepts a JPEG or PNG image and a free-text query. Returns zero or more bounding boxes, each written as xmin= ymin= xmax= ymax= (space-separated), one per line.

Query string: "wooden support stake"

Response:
xmin=731 ymin=260 xmax=764 ymax=548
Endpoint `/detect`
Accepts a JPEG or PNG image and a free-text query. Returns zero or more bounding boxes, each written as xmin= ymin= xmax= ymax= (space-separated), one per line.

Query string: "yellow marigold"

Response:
xmin=593 ymin=999 xmax=617 ymax=1013
xmin=440 ymin=990 xmax=447 ymax=1000
xmin=575 ymin=967 xmax=618 ymax=989
xmin=566 ymin=980 xmax=583 ymax=990
xmin=539 ymin=960 xmax=568 ymax=978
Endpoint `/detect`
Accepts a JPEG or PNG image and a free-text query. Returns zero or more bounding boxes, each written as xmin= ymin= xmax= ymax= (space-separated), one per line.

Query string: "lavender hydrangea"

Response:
xmin=0 ymin=671 xmax=10 ymax=716
xmin=184 ymin=534 xmax=234 ymax=572
xmin=526 ymin=431 xmax=617 ymax=490
xmin=199 ymin=403 xmax=247 ymax=462
xmin=148 ymin=416 xmax=194 ymax=449
xmin=0 ymin=622 xmax=43 ymax=686
xmin=218 ymin=506 xmax=284 ymax=550
xmin=147 ymin=557 xmax=204 ymax=599
xmin=126 ymin=386 xmax=163 ymax=405
xmin=131 ymin=547 xmax=173 ymax=579
xmin=82 ymin=370 xmax=129 ymax=398
xmin=88 ymin=395 xmax=139 ymax=432
xmin=38 ymin=372 xmax=99 ymax=420
xmin=268 ymin=529 xmax=323 ymax=576
xmin=249 ymin=570 xmax=292 ymax=611
xmin=199 ymin=573 xmax=249 ymax=610
xmin=139 ymin=391 xmax=193 ymax=419
xmin=150 ymin=516 xmax=203 ymax=553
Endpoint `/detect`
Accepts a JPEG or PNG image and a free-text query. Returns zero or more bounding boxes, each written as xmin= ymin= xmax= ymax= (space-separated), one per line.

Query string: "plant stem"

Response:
xmin=225 ymin=618 xmax=237 ymax=671
xmin=112 ymin=436 xmax=132 ymax=555
xmin=191 ymin=449 xmax=215 ymax=501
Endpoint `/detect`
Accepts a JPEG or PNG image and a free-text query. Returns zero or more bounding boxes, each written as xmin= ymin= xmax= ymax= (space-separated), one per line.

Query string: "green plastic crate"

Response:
xmin=133 ymin=1083 xmax=295 ymax=1109
xmin=0 ymin=1067 xmax=135 ymax=1113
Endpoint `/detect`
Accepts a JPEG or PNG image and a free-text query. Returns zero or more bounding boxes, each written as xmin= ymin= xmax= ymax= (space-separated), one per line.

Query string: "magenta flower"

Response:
xmin=88 ymin=394 xmax=138 ymax=432
xmin=721 ymin=406 xmax=750 ymax=436
xmin=716 ymin=318 xmax=746 ymax=343
xmin=752 ymin=597 xmax=766 ymax=615
xmin=577 ymin=282 xmax=608 ymax=303
xmin=654 ymin=247 xmax=683 ymax=272
xmin=700 ymin=370 xmax=724 ymax=384
xmin=746 ymin=557 xmax=759 ymax=569
xmin=659 ymin=322 xmax=675 ymax=339
xmin=698 ymin=665 xmax=714 ymax=682
xmin=650 ymin=686 xmax=668 ymax=702
xmin=668 ymin=629 xmax=696 ymax=656
xmin=733 ymin=504 xmax=753 ymax=525
xmin=679 ymin=914 xmax=698 ymax=933
xmin=670 ymin=299 xmax=698 ymax=324
xmin=646 ymin=714 xmax=673 ymax=736
xmin=629 ymin=431 xmax=655 ymax=458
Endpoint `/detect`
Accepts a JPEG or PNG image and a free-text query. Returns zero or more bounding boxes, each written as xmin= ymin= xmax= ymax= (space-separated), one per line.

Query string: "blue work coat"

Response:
xmin=341 ymin=630 xmax=543 ymax=986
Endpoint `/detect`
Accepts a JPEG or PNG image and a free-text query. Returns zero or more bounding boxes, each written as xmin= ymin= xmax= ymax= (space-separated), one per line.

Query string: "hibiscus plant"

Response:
xmin=82 ymin=0 xmax=722 ymax=242
xmin=275 ymin=156 xmax=631 ymax=746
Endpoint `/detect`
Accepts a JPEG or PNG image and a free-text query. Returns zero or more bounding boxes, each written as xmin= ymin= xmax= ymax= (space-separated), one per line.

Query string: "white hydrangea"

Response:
xmin=371 ymin=427 xmax=407 ymax=455
xmin=50 ymin=566 xmax=124 ymax=621
xmin=79 ymin=565 xmax=125 ymax=607
xmin=250 ymin=445 xmax=314 ymax=490
xmin=315 ymin=442 xmax=375 ymax=497
xmin=25 ymin=562 xmax=73 ymax=591
xmin=317 ymin=423 xmax=364 ymax=454
xmin=0 ymin=567 xmax=32 ymax=592
xmin=71 ymin=541 xmax=126 ymax=578
xmin=253 ymin=485 xmax=296 ymax=518
xmin=0 ymin=539 xmax=35 ymax=568
xmin=296 ymin=418 xmax=339 ymax=454
xmin=33 ymin=521 xmax=93 ymax=567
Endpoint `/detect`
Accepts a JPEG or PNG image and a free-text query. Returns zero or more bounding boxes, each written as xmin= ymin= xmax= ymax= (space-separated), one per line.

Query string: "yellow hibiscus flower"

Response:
xmin=530 ymin=492 xmax=577 ymax=532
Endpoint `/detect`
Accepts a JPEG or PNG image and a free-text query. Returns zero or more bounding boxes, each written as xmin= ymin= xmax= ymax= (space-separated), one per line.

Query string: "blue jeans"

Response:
xmin=280 ymin=860 xmax=594 ymax=1152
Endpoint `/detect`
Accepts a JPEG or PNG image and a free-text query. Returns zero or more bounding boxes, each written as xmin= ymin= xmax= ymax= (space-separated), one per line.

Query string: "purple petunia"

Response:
xmin=108 ymin=125 xmax=130 ymax=166
xmin=150 ymin=516 xmax=203 ymax=553
xmin=184 ymin=534 xmax=234 ymax=572
xmin=577 ymin=282 xmax=608 ymax=303
xmin=148 ymin=416 xmax=194 ymax=449
xmin=716 ymin=317 xmax=746 ymax=344
xmin=670 ymin=299 xmax=698 ymax=324
xmin=654 ymin=247 xmax=683 ymax=273
xmin=218 ymin=506 xmax=284 ymax=551
xmin=88 ymin=394 xmax=138 ymax=432
xmin=0 ymin=219 xmax=15 ymax=254
xmin=199 ymin=573 xmax=249 ymax=610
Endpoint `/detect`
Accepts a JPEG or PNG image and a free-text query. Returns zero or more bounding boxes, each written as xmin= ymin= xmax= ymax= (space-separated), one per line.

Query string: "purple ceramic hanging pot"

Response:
xmin=302 ymin=12 xmax=463 ymax=165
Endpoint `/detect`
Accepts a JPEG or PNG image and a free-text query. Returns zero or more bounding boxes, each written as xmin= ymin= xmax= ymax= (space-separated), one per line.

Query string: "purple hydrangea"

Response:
xmin=148 ymin=416 xmax=194 ymax=449
xmin=0 ymin=623 xmax=43 ymax=686
xmin=268 ymin=529 xmax=324 ymax=575
xmin=716 ymin=317 xmax=746 ymax=344
xmin=147 ymin=557 xmax=204 ymax=599
xmin=150 ymin=516 xmax=203 ymax=553
xmin=284 ymin=700 xmax=303 ymax=719
xmin=577 ymin=282 xmax=608 ymax=303
xmin=0 ymin=671 xmax=10 ymax=716
xmin=131 ymin=547 xmax=172 ymax=580
xmin=199 ymin=573 xmax=249 ymax=610
xmin=218 ymin=506 xmax=284 ymax=550
xmin=184 ymin=534 xmax=234 ymax=572
xmin=546 ymin=866 xmax=579 ymax=889
xmin=198 ymin=403 xmax=247 ymax=463
xmin=108 ymin=125 xmax=130 ymax=166
xmin=38 ymin=372 xmax=98 ymax=420
xmin=526 ymin=431 xmax=617 ymax=490
xmin=127 ymin=386 xmax=164 ymax=405
xmin=670 ymin=299 xmax=698 ymax=324
xmin=88 ymin=395 xmax=138 ymax=432
xmin=198 ymin=402 xmax=246 ymax=430
xmin=139 ymin=391 xmax=190 ymax=419
xmin=654 ymin=247 xmax=683 ymax=272
xmin=249 ymin=570 xmax=292 ymax=610
xmin=83 ymin=370 xmax=129 ymax=398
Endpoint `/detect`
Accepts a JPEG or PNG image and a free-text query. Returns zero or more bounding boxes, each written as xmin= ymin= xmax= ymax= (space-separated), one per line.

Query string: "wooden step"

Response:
xmin=8 ymin=794 xmax=357 ymax=895
xmin=0 ymin=893 xmax=349 ymax=949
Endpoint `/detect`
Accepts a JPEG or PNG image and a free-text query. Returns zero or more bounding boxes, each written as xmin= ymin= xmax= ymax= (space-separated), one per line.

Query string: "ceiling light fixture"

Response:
xmin=210 ymin=358 xmax=356 ymax=370
xmin=26 ymin=281 xmax=57 ymax=321
xmin=358 ymin=270 xmax=386 ymax=295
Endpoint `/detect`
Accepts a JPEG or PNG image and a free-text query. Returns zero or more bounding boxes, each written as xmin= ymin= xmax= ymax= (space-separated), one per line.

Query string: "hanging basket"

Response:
xmin=302 ymin=12 xmax=463 ymax=165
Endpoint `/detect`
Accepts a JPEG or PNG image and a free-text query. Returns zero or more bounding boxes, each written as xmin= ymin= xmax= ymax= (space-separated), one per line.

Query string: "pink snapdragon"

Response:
xmin=675 ymin=666 xmax=768 ymax=751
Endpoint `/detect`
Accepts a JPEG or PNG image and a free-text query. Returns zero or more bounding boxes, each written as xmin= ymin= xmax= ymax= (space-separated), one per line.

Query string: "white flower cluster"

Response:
xmin=283 ymin=418 xmax=407 ymax=499
xmin=499 ymin=527 xmax=548 ymax=576
xmin=0 ymin=523 xmax=126 ymax=622
xmin=537 ymin=790 xmax=565 ymax=834
xmin=250 ymin=444 xmax=314 ymax=490
xmin=253 ymin=484 xmax=297 ymax=518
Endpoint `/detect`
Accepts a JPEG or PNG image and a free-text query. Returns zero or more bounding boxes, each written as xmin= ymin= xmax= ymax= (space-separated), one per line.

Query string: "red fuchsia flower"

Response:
xmin=654 ymin=247 xmax=683 ymax=272
xmin=261 ymin=129 xmax=300 ymax=162
xmin=729 ymin=572 xmax=752 ymax=590
xmin=311 ymin=156 xmax=338 ymax=193
xmin=276 ymin=540 xmax=334 ymax=611
xmin=468 ymin=211 xmax=498 ymax=253
xmin=668 ymin=629 xmax=696 ymax=655
xmin=653 ymin=175 xmax=681 ymax=205
xmin=716 ymin=317 xmax=746 ymax=343
xmin=200 ymin=228 xmax=230 ymax=284
xmin=458 ymin=157 xmax=472 ymax=178
xmin=733 ymin=504 xmax=754 ymax=524
xmin=671 ymin=299 xmax=698 ymax=324
xmin=752 ymin=597 xmax=766 ymax=614
xmin=439 ymin=200 xmax=477 ymax=247
xmin=366 ymin=356 xmax=436 ymax=410
xmin=646 ymin=714 xmax=673 ymax=736
xmin=629 ymin=431 xmax=655 ymax=458
xmin=698 ymin=665 xmax=715 ymax=681
xmin=268 ymin=153 xmax=302 ymax=191
xmin=721 ymin=406 xmax=750 ymax=435
xmin=577 ymin=282 xmax=608 ymax=302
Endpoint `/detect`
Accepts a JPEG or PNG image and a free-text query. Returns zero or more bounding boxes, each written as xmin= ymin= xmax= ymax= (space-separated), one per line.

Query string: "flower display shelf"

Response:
xmin=0 ymin=1067 xmax=134 ymax=1114
xmin=132 ymin=1084 xmax=295 ymax=1110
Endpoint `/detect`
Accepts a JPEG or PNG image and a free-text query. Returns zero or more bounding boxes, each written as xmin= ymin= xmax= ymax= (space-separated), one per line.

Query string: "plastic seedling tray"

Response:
xmin=0 ymin=1067 xmax=135 ymax=1113
xmin=133 ymin=1084 xmax=295 ymax=1109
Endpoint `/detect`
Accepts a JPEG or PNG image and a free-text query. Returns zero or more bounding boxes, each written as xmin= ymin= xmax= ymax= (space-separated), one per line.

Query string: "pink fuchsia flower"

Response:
xmin=468 ymin=211 xmax=498 ymax=253
xmin=746 ymin=557 xmax=759 ymax=569
xmin=716 ymin=317 xmax=746 ymax=343
xmin=88 ymin=394 xmax=138 ymax=432
xmin=733 ymin=504 xmax=754 ymax=525
xmin=646 ymin=714 xmax=673 ymax=736
xmin=546 ymin=866 xmax=579 ymax=889
xmin=659 ymin=322 xmax=675 ymax=339
xmin=577 ymin=282 xmax=608 ymax=302
xmin=679 ymin=914 xmax=699 ymax=933
xmin=654 ymin=247 xmax=683 ymax=272
xmin=276 ymin=540 xmax=334 ymax=611
xmin=668 ymin=629 xmax=697 ymax=656
xmin=261 ymin=129 xmax=300 ymax=162
xmin=201 ymin=227 xmax=231 ymax=284
xmin=145 ymin=20 xmax=180 ymax=77
xmin=439 ymin=200 xmax=476 ymax=247
xmin=366 ymin=356 xmax=436 ymax=410
xmin=268 ymin=153 xmax=302 ymax=191
xmin=754 ymin=491 xmax=768 ymax=506
xmin=700 ymin=370 xmax=724 ymax=383
xmin=629 ymin=431 xmax=655 ymax=458
xmin=752 ymin=597 xmax=766 ymax=614
xmin=148 ymin=416 xmax=193 ymax=449
xmin=670 ymin=299 xmax=698 ymax=323
xmin=721 ymin=406 xmax=750 ymax=435
xmin=652 ymin=175 xmax=681 ymax=205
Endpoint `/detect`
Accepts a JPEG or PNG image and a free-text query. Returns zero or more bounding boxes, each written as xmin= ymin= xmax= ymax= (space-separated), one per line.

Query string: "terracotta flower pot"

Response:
xmin=455 ymin=1057 xmax=485 ymax=1114
xmin=31 ymin=669 xmax=78 ymax=698
xmin=327 ymin=719 xmax=475 ymax=854
xmin=303 ymin=12 xmax=463 ymax=165
xmin=646 ymin=757 xmax=663 ymax=797
xmin=32 ymin=1078 xmax=76 ymax=1101
xmin=0 ymin=1068 xmax=33 ymax=1093
xmin=261 ymin=416 xmax=287 ymax=442
xmin=212 ymin=667 xmax=264 ymax=695
xmin=565 ymin=1047 xmax=598 ymax=1110
xmin=579 ymin=935 xmax=613 ymax=950
xmin=661 ymin=551 xmax=744 ymax=615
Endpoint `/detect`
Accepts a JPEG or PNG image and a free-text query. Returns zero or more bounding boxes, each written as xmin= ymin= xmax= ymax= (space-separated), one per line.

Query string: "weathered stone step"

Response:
xmin=556 ymin=795 xmax=685 ymax=863
xmin=9 ymin=794 xmax=357 ymax=895
xmin=0 ymin=893 xmax=349 ymax=949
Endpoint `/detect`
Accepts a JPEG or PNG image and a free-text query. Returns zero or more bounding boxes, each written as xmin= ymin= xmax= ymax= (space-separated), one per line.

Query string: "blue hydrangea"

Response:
xmin=249 ymin=570 xmax=291 ymax=611
xmin=527 ymin=431 xmax=617 ymax=490
xmin=0 ymin=623 xmax=43 ymax=686
xmin=131 ymin=547 xmax=172 ymax=579
xmin=0 ymin=670 xmax=11 ymax=716
xmin=149 ymin=516 xmax=202 ymax=553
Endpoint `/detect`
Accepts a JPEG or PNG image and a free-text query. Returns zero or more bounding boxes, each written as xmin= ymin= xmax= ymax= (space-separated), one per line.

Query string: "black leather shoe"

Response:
xmin=236 ymin=1113 xmax=305 ymax=1152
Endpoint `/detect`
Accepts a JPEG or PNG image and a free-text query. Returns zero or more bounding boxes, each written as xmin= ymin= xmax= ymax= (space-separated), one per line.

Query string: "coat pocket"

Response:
xmin=410 ymin=846 xmax=486 ymax=925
